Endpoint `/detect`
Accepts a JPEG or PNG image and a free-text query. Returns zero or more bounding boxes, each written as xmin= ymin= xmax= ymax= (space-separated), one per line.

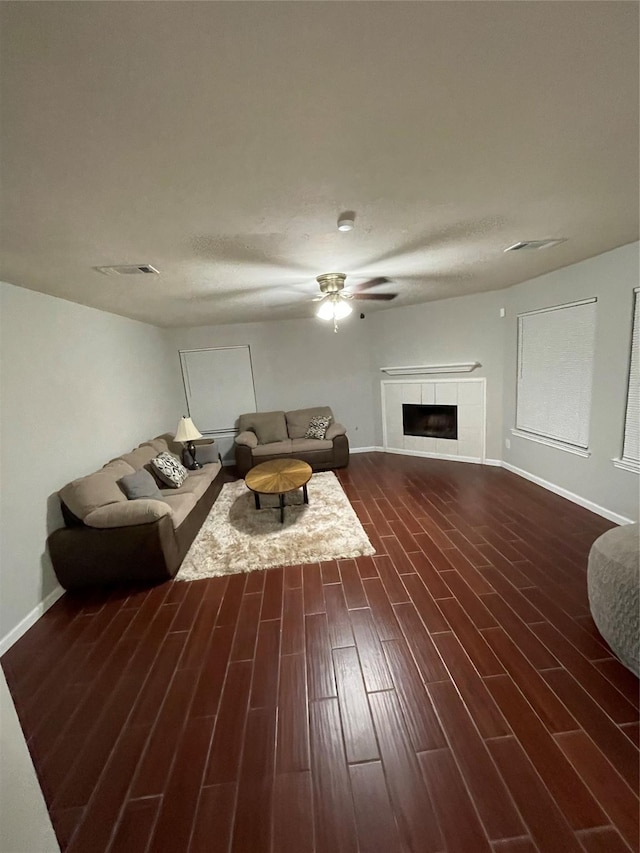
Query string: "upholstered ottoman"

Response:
xmin=587 ymin=523 xmax=639 ymax=676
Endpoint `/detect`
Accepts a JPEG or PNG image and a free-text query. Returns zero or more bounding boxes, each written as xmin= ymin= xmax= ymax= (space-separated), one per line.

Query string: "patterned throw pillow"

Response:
xmin=305 ymin=415 xmax=331 ymax=440
xmin=150 ymin=451 xmax=188 ymax=488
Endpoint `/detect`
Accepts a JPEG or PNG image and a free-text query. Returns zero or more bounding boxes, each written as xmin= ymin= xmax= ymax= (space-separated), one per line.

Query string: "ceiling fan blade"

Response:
xmin=349 ymin=276 xmax=391 ymax=293
xmin=351 ymin=292 xmax=398 ymax=301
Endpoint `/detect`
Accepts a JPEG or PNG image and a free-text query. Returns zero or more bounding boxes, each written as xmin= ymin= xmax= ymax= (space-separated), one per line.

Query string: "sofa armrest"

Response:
xmin=326 ymin=422 xmax=347 ymax=440
xmin=235 ymin=444 xmax=254 ymax=478
xmin=192 ymin=440 xmax=220 ymax=466
xmin=47 ymin=514 xmax=179 ymax=589
xmin=84 ymin=499 xmax=170 ymax=528
xmin=332 ymin=433 xmax=350 ymax=468
xmin=235 ymin=430 xmax=258 ymax=448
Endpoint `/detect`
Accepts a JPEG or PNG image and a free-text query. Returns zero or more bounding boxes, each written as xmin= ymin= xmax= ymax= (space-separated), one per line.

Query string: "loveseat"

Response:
xmin=234 ymin=406 xmax=349 ymax=477
xmin=48 ymin=434 xmax=224 ymax=590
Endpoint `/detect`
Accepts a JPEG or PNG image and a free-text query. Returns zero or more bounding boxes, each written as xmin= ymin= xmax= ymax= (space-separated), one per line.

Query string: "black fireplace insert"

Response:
xmin=402 ymin=404 xmax=458 ymax=440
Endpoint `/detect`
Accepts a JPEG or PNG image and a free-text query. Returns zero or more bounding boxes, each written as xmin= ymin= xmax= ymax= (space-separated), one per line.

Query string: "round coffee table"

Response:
xmin=245 ymin=458 xmax=312 ymax=524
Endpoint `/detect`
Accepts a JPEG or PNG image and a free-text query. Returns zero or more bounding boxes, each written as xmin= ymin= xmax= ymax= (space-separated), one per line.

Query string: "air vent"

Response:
xmin=94 ymin=264 xmax=160 ymax=276
xmin=504 ymin=239 xmax=566 ymax=253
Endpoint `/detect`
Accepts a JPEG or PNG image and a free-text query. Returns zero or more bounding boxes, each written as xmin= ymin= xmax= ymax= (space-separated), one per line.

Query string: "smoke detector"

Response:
xmin=337 ymin=211 xmax=355 ymax=232
xmin=504 ymin=239 xmax=567 ymax=253
xmin=94 ymin=264 xmax=160 ymax=276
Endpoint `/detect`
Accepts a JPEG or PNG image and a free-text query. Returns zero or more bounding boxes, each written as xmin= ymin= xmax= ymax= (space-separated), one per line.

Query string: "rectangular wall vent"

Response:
xmin=504 ymin=239 xmax=566 ymax=253
xmin=94 ymin=264 xmax=160 ymax=276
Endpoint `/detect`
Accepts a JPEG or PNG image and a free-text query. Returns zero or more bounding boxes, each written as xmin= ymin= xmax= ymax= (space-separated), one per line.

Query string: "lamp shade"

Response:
xmin=174 ymin=416 xmax=202 ymax=443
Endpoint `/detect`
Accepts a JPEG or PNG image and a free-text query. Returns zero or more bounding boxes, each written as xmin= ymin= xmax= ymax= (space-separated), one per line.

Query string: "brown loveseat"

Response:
xmin=234 ymin=406 xmax=349 ymax=477
xmin=48 ymin=434 xmax=224 ymax=590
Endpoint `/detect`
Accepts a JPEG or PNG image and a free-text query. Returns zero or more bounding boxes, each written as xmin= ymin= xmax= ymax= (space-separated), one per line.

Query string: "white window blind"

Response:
xmin=179 ymin=346 xmax=257 ymax=433
xmin=621 ymin=288 xmax=640 ymax=466
xmin=516 ymin=299 xmax=597 ymax=449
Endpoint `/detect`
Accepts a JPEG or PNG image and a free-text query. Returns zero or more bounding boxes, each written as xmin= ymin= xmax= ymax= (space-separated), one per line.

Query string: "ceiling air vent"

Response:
xmin=94 ymin=264 xmax=160 ymax=276
xmin=504 ymin=239 xmax=566 ymax=253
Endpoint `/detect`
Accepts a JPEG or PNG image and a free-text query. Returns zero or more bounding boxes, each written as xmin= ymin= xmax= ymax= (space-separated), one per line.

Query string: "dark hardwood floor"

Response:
xmin=2 ymin=452 xmax=639 ymax=853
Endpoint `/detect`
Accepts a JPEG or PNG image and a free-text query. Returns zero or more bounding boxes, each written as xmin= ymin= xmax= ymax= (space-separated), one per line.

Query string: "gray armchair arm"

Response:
xmin=326 ymin=422 xmax=347 ymax=440
xmin=235 ymin=430 xmax=258 ymax=448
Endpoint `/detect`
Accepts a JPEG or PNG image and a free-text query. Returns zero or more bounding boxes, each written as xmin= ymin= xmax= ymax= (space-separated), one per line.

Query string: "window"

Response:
xmin=179 ymin=346 xmax=257 ymax=433
xmin=618 ymin=288 xmax=640 ymax=471
xmin=515 ymin=298 xmax=597 ymax=454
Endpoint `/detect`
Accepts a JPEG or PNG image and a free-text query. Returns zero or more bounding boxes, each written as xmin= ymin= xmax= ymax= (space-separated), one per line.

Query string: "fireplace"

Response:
xmin=402 ymin=404 xmax=458 ymax=440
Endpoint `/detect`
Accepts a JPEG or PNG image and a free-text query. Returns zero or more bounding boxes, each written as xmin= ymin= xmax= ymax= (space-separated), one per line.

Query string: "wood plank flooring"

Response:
xmin=2 ymin=452 xmax=638 ymax=853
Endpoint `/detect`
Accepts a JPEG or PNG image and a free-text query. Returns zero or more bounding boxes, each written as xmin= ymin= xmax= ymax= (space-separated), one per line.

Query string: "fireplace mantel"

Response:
xmin=380 ymin=362 xmax=480 ymax=376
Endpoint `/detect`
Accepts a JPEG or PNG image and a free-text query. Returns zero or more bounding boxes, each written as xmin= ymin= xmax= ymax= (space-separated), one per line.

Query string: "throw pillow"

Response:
xmin=305 ymin=415 xmax=331 ymax=440
xmin=150 ymin=451 xmax=188 ymax=488
xmin=249 ymin=411 xmax=288 ymax=445
xmin=119 ymin=468 xmax=164 ymax=501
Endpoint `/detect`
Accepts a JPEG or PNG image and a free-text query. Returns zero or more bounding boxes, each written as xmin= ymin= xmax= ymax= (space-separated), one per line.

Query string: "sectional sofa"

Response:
xmin=48 ymin=434 xmax=224 ymax=590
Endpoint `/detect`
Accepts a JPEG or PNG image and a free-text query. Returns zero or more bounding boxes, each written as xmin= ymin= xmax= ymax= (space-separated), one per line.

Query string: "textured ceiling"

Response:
xmin=0 ymin=1 xmax=638 ymax=328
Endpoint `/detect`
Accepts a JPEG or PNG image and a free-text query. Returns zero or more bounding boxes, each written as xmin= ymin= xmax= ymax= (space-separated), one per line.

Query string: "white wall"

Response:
xmin=0 ymin=282 xmax=182 ymax=642
xmin=503 ymin=243 xmax=640 ymax=522
xmin=0 ymin=668 xmax=59 ymax=852
xmin=368 ymin=289 xmax=506 ymax=460
xmin=166 ymin=314 xmax=378 ymax=459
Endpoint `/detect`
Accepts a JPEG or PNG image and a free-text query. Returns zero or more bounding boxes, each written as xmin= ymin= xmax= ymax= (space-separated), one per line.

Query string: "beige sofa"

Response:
xmin=234 ymin=406 xmax=349 ymax=477
xmin=48 ymin=433 xmax=224 ymax=590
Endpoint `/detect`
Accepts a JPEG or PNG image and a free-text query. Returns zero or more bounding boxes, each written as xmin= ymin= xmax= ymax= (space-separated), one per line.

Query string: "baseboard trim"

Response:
xmin=0 ymin=585 xmax=65 ymax=657
xmin=350 ymin=446 xmax=383 ymax=454
xmin=502 ymin=462 xmax=634 ymax=526
xmin=381 ymin=447 xmax=486 ymax=465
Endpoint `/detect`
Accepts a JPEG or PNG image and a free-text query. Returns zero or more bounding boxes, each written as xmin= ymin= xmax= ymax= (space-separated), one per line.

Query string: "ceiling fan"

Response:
xmin=313 ymin=273 xmax=397 ymax=331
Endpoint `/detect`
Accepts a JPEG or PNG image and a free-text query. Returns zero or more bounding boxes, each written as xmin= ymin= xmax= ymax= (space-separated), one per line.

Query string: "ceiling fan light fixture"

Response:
xmin=332 ymin=297 xmax=353 ymax=320
xmin=316 ymin=293 xmax=353 ymax=322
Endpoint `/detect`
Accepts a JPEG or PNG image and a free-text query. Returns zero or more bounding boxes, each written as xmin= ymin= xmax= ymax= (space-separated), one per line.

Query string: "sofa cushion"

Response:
xmin=83 ymin=499 xmax=170 ymax=528
xmin=285 ymin=406 xmax=334 ymax=439
xmin=305 ymin=415 xmax=331 ymax=440
xmin=119 ymin=445 xmax=158 ymax=471
xmin=142 ymin=437 xmax=170 ymax=454
xmin=150 ymin=452 xmax=189 ymax=488
xmin=238 ymin=411 xmax=288 ymax=445
xmin=157 ymin=432 xmax=182 ymax=453
xmin=291 ymin=438 xmax=333 ymax=453
xmin=161 ymin=493 xmax=198 ymax=529
xmin=60 ymin=469 xmax=129 ymax=520
xmin=252 ymin=439 xmax=293 ymax=457
xmin=119 ymin=468 xmax=164 ymax=501
xmin=160 ymin=465 xmax=219 ymax=501
xmin=102 ymin=459 xmax=136 ymax=480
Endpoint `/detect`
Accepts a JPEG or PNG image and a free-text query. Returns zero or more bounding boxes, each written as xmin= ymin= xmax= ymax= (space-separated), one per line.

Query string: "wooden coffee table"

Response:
xmin=245 ymin=458 xmax=312 ymax=524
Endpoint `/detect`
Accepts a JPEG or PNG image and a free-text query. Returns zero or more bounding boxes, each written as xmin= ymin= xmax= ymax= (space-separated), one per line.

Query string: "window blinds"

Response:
xmin=179 ymin=346 xmax=257 ymax=433
xmin=516 ymin=299 xmax=597 ymax=449
xmin=621 ymin=289 xmax=640 ymax=465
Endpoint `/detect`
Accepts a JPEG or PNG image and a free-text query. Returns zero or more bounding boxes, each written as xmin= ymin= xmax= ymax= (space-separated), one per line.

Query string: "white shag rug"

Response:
xmin=176 ymin=471 xmax=375 ymax=581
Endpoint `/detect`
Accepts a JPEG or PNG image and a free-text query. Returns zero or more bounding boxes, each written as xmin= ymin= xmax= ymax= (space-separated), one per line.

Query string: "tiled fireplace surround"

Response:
xmin=382 ymin=378 xmax=486 ymax=463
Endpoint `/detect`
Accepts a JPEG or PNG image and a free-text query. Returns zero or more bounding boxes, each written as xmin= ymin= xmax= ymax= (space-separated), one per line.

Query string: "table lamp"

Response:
xmin=175 ymin=416 xmax=203 ymax=470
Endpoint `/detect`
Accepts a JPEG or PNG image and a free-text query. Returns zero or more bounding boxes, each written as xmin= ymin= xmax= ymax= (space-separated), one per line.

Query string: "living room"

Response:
xmin=1 ymin=2 xmax=638 ymax=852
